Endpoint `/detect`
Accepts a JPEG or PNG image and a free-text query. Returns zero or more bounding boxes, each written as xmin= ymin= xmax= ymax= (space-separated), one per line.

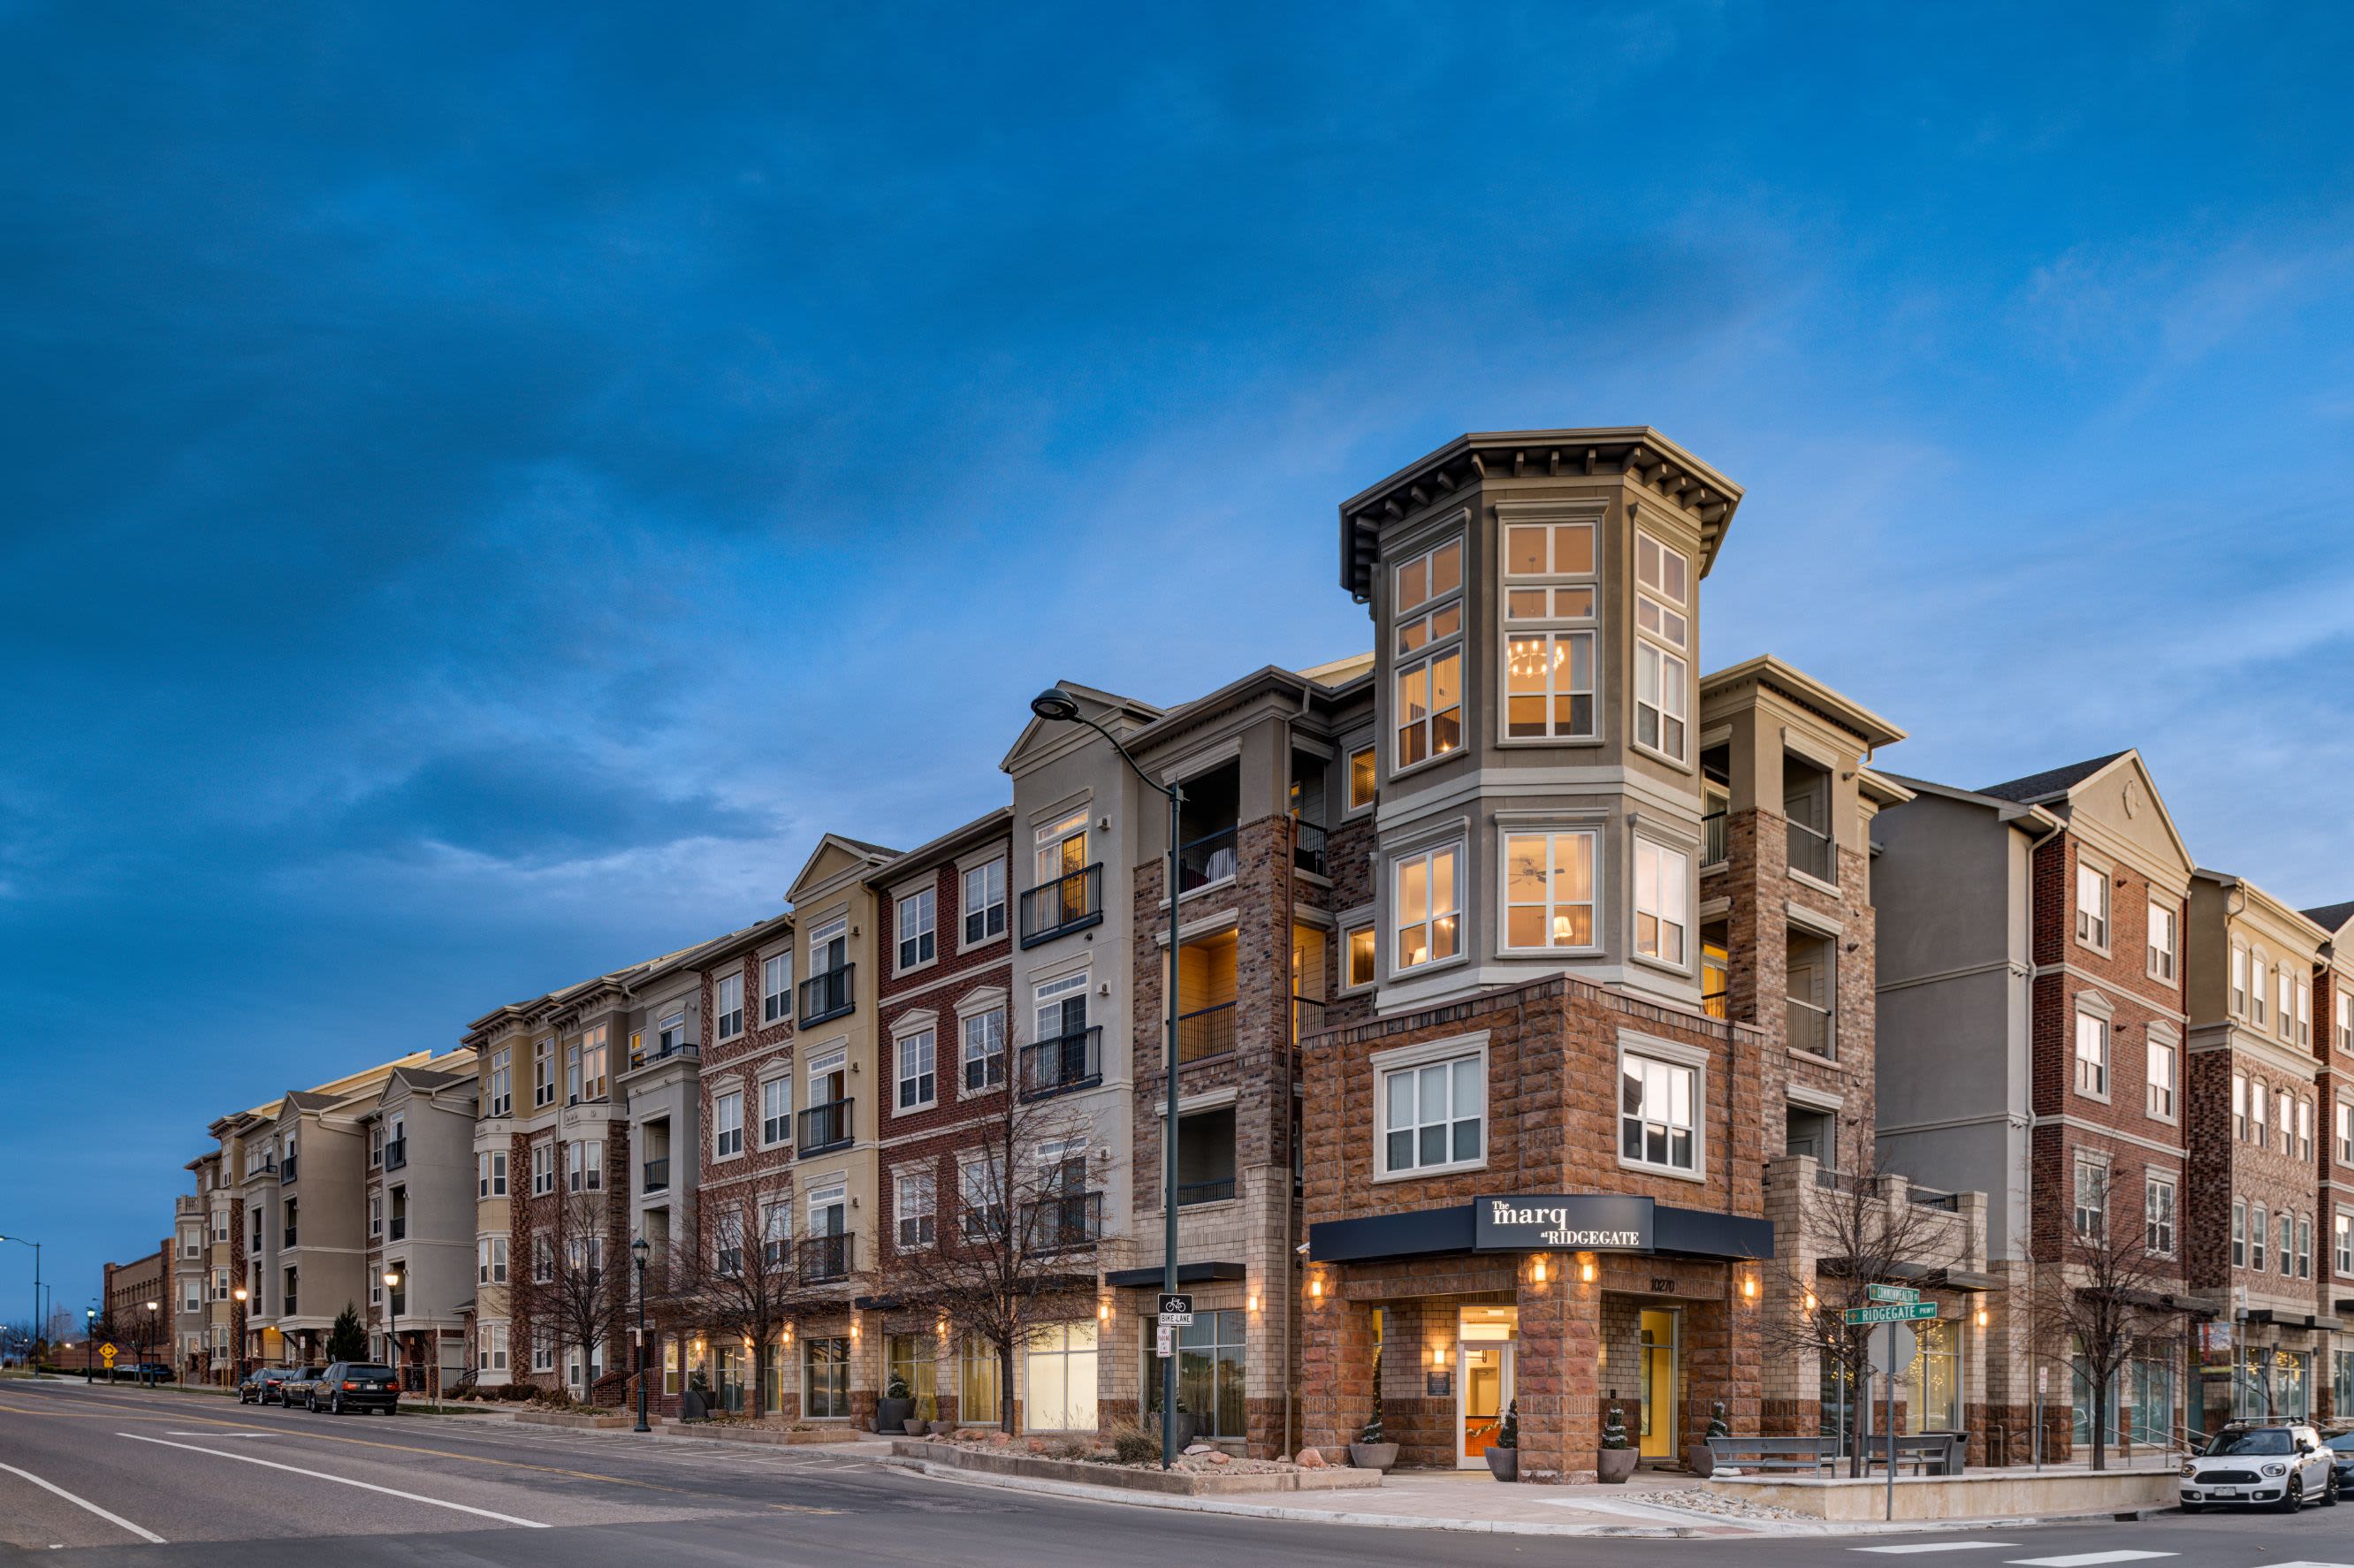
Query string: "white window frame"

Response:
xmin=1345 ymin=745 xmax=1377 ymax=814
xmin=2231 ymin=944 xmax=2249 ymax=1016
xmin=2337 ymin=1097 xmax=2353 ymax=1166
xmin=2074 ymin=1009 xmax=2110 ymax=1100
xmin=2295 ymin=978 xmax=2312 ymax=1047
xmin=2145 ymin=901 xmax=2176 ymax=982
xmin=2251 ymin=1202 xmax=2269 ymax=1272
xmin=489 ymin=1047 xmax=512 ymax=1117
xmin=1498 ymin=828 xmax=1599 ymax=954
xmin=530 ymin=1141 xmax=555 ymax=1197
xmin=2145 ymin=1172 xmax=2176 ymax=1258
xmin=2279 ymin=966 xmax=2297 ymax=1044
xmin=2072 ymin=1154 xmax=2108 ymax=1240
xmin=2252 ymin=951 xmax=2271 ymax=1029
xmin=2336 ymin=1212 xmax=2352 ymax=1277
xmin=1633 ymin=837 xmax=1691 ymax=970
xmin=762 ymin=952 xmax=794 ymax=1025
xmin=2297 ymin=1096 xmax=2313 ymax=1161
xmin=2075 ymin=861 xmax=2110 ymax=952
xmin=1390 ymin=535 xmax=1464 ymax=775
xmin=895 ymin=1025 xmax=938 ymax=1112
xmin=1339 ymin=918 xmax=1377 ymax=993
xmin=1617 ymin=1033 xmax=1708 ymax=1181
xmin=2251 ymin=1076 xmax=2268 ymax=1146
xmin=1370 ymin=1033 xmax=1489 ymax=1182
xmin=1500 ymin=514 xmax=1598 ymax=744
xmin=760 ymin=1074 xmax=793 ymax=1147
xmin=714 ymin=970 xmax=745 ymax=1041
xmin=1631 ymin=530 xmax=1690 ymax=765
xmin=1391 ymin=841 xmax=1463 ymax=973
xmin=2144 ymin=1031 xmax=2175 ymax=1122
xmin=959 ymin=1005 xmax=1007 ymax=1095
xmin=712 ymin=1090 xmax=744 ymax=1159
xmin=962 ymin=857 xmax=1007 ymax=948
xmin=895 ymin=886 xmax=938 ymax=973
xmin=895 ymin=1168 xmax=937 ymax=1251
xmin=533 ymin=1037 xmax=554 ymax=1107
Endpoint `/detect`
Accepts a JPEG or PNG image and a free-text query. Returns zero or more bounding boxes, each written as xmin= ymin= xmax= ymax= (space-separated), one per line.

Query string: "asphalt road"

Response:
xmin=2 ymin=1379 xmax=2350 ymax=1568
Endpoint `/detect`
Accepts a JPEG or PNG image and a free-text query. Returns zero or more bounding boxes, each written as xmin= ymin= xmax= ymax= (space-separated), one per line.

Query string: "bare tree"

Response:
xmin=507 ymin=1191 xmax=625 ymax=1399
xmin=1764 ymin=1151 xmax=1967 ymax=1476
xmin=2030 ymin=1166 xmax=2182 ymax=1471
xmin=663 ymin=1168 xmax=809 ymax=1415
xmin=871 ymin=1085 xmax=1110 ymax=1433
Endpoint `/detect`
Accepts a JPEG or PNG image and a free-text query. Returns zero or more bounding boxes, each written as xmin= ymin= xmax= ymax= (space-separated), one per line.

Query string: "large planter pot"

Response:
xmin=928 ymin=1420 xmax=955 ymax=1436
xmin=1348 ymin=1442 xmax=1400 ymax=1473
xmin=874 ymin=1397 xmax=913 ymax=1434
xmin=1682 ymin=1442 xmax=1715 ymax=1479
xmin=1596 ymin=1447 xmax=1639 ymax=1484
xmin=903 ymin=1418 xmax=929 ymax=1435
xmin=1484 ymin=1447 xmax=1520 ymax=1482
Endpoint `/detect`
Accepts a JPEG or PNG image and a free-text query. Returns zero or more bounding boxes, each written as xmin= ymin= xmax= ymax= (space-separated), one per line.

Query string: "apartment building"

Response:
xmin=2313 ymin=900 xmax=2354 ymax=1420
xmin=172 ymin=1152 xmax=240 ymax=1380
xmin=101 ymin=1246 xmax=168 ymax=1360
xmin=1877 ymin=751 xmax=2203 ymax=1458
xmin=357 ymin=1053 xmax=478 ymax=1387
xmin=2185 ymin=871 xmax=2334 ymax=1427
xmin=171 ymin=1186 xmax=207 ymax=1373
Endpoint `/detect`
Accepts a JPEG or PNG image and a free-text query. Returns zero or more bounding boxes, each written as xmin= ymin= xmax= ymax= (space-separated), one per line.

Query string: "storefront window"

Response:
xmin=887 ymin=1333 xmax=940 ymax=1422
xmin=1146 ymin=1308 xmax=1246 ymax=1438
xmin=2234 ymin=1348 xmax=2272 ymax=1420
xmin=2273 ymin=1350 xmax=2310 ymax=1419
xmin=764 ymin=1342 xmax=787 ymax=1415
xmin=1819 ymin=1358 xmax=1861 ymax=1450
xmin=960 ymin=1336 xmax=1002 ymax=1427
xmin=1901 ymin=1319 xmax=1962 ymax=1433
xmin=662 ymin=1337 xmax=680 ymax=1397
xmin=2127 ymin=1357 xmax=2175 ymax=1447
xmin=1025 ymin=1321 xmax=1098 ymax=1432
xmin=2335 ymin=1350 xmax=2354 ymax=1416
xmin=803 ymin=1336 xmax=849 ymax=1419
xmin=714 ymin=1343 xmax=747 ymax=1413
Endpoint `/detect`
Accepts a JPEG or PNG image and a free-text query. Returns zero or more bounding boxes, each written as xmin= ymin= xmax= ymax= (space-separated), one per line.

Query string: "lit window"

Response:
xmin=1634 ymin=840 xmax=1690 ymax=966
xmin=1346 ymin=747 xmax=1376 ymax=811
xmin=1391 ymin=844 xmax=1460 ymax=970
xmin=1392 ymin=539 xmax=1463 ymax=769
xmin=1345 ymin=925 xmax=1377 ymax=990
xmin=1503 ymin=830 xmax=1596 ymax=950
xmin=1633 ymin=532 xmax=1689 ymax=761
xmin=1619 ymin=1051 xmax=1698 ymax=1173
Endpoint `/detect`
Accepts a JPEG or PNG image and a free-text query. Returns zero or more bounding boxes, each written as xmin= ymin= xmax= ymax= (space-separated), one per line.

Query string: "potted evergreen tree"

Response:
xmin=1484 ymin=1400 xmax=1520 ymax=1481
xmin=876 ymin=1370 xmax=914 ymax=1435
xmin=1685 ymin=1400 xmax=1729 ymax=1477
xmin=1597 ymin=1401 xmax=1638 ymax=1483
xmin=1347 ymin=1347 xmax=1399 ymax=1471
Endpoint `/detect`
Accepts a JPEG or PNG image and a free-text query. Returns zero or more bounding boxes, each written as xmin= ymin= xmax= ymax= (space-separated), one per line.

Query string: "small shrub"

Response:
xmin=1047 ymin=1436 xmax=1093 ymax=1461
xmin=1109 ymin=1423 xmax=1160 ymax=1465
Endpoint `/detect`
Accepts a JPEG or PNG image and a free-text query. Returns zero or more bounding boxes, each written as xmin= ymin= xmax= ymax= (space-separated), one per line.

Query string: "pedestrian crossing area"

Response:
xmin=1851 ymin=1549 xmax=2354 ymax=1568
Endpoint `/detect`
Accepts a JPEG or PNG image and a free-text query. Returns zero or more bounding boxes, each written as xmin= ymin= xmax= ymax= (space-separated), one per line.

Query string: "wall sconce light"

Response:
xmin=781 ymin=1326 xmax=793 ymax=1345
xmin=1803 ymin=1290 xmax=1817 ymax=1314
xmin=1247 ymin=1292 xmax=1259 ymax=1312
xmin=1975 ymin=1305 xmax=1989 ymax=1328
xmin=850 ymin=1317 xmax=861 ymax=1341
xmin=1432 ymin=1342 xmax=1446 ymax=1367
xmin=1580 ymin=1259 xmax=1596 ymax=1283
xmin=1310 ymin=1277 xmax=1322 ymax=1298
xmin=743 ymin=1336 xmax=755 ymax=1350
xmin=1532 ymin=1256 xmax=1548 ymax=1283
xmin=1742 ymin=1275 xmax=1757 ymax=1300
xmin=1098 ymin=1300 xmax=1111 ymax=1322
xmin=937 ymin=1315 xmax=949 ymax=1336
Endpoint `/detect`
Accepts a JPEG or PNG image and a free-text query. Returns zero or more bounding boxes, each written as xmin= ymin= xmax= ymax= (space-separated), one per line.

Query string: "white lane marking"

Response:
xmin=0 ymin=1460 xmax=168 ymax=1544
xmin=1852 ymin=1546 xmax=2016 ymax=1555
xmin=2005 ymin=1556 xmax=2176 ymax=1567
xmin=2249 ymin=1563 xmax=2354 ymax=1568
xmin=116 ymin=1433 xmax=548 ymax=1528
xmin=165 ymin=1430 xmax=280 ymax=1438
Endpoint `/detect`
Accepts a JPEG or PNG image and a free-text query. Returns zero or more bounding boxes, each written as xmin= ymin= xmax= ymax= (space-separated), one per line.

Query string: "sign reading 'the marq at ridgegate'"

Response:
xmin=1472 ymin=1194 xmax=1656 ymax=1252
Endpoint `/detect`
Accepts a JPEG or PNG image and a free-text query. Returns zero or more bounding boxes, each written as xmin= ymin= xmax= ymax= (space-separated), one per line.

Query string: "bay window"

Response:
xmin=1633 ymin=531 xmax=1689 ymax=761
xmin=1392 ymin=538 xmax=1462 ymax=769
xmin=1502 ymin=829 xmax=1596 ymax=950
xmin=1392 ymin=843 xmax=1460 ymax=970
xmin=1634 ymin=839 xmax=1690 ymax=966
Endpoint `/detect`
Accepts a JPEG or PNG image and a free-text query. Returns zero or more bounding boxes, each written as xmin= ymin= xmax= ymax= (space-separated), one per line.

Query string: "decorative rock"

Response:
xmin=1295 ymin=1446 xmax=1328 ymax=1468
xmin=1207 ymin=1450 xmax=1231 ymax=1465
xmin=1184 ymin=1442 xmax=1214 ymax=1456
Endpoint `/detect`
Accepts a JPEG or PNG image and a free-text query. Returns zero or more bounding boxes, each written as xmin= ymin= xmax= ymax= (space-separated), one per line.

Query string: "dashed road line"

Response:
xmin=1851 ymin=1546 xmax=2016 ymax=1555
xmin=0 ymin=1459 xmax=167 ymax=1544
xmin=117 ymin=1433 xmax=549 ymax=1528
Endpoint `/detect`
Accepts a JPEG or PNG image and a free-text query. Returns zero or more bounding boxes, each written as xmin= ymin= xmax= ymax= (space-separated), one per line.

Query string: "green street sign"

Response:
xmin=1845 ymin=1301 xmax=1939 ymax=1325
xmin=1865 ymin=1283 xmax=1922 ymax=1305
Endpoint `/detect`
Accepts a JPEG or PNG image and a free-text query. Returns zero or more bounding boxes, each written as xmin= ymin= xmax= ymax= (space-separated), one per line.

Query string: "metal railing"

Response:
xmin=797 ymin=1100 xmax=854 ymax=1155
xmin=1908 ymin=1187 xmax=1961 ymax=1211
xmin=1787 ymin=818 xmax=1835 ymax=882
xmin=643 ymin=1157 xmax=669 ymax=1193
xmin=282 ymin=1227 xmax=297 ymax=1249
xmin=1177 ymin=826 xmax=1239 ymax=893
xmin=798 ymin=1233 xmax=853 ymax=1284
xmin=1019 ymin=864 xmax=1101 ymax=947
xmin=383 ymin=1138 xmax=406 ymax=1171
xmin=278 ymin=1157 xmax=298 ymax=1184
xmin=1024 ymin=1191 xmax=1103 ymax=1252
xmin=1177 ymin=1178 xmax=1236 ymax=1206
xmin=1787 ymin=995 xmax=1834 ymax=1058
xmin=630 ymin=1039 xmax=694 ymax=1071
xmin=1177 ymin=1002 xmax=1235 ymax=1063
xmin=1292 ymin=994 xmax=1328 ymax=1041
xmin=798 ymin=965 xmax=855 ymax=1027
xmin=389 ymin=1216 xmax=407 ymax=1241
xmin=1703 ymin=809 xmax=1728 ymax=865
xmin=1018 ymin=1026 xmax=1102 ymax=1100
xmin=1293 ymin=820 xmax=1328 ymax=877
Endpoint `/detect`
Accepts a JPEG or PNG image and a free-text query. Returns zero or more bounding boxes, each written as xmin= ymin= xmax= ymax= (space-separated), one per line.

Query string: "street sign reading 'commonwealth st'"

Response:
xmin=1845 ymin=1301 xmax=1939 ymax=1325
xmin=1472 ymin=1195 xmax=1655 ymax=1252
xmin=1864 ymin=1283 xmax=1920 ymax=1304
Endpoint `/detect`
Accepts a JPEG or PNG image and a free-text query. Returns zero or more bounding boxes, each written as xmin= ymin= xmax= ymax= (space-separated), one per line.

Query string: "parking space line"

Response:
xmin=117 ymin=1433 xmax=549 ymax=1528
xmin=2004 ymin=1555 xmax=2176 ymax=1567
xmin=0 ymin=1460 xmax=167 ymax=1544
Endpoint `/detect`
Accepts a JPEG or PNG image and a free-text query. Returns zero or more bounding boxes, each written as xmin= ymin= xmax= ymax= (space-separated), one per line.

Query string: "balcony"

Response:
xmin=798 ymin=964 xmax=854 ymax=1027
xmin=1177 ymin=1002 xmax=1235 ymax=1064
xmin=1023 ymin=1191 xmax=1103 ymax=1252
xmin=643 ymin=1156 xmax=669 ymax=1193
xmin=629 ymin=1037 xmax=695 ymax=1071
xmin=1292 ymin=820 xmax=1328 ymax=878
xmin=1018 ymin=1026 xmax=1102 ymax=1100
xmin=798 ymin=1233 xmax=853 ymax=1285
xmin=1177 ymin=1178 xmax=1236 ymax=1206
xmin=1019 ymin=864 xmax=1102 ymax=947
xmin=389 ymin=1216 xmax=407 ymax=1242
xmin=1291 ymin=994 xmax=1328 ymax=1042
xmin=282 ymin=1227 xmax=297 ymax=1250
xmin=1787 ymin=818 xmax=1835 ymax=882
xmin=1177 ymin=826 xmax=1239 ymax=894
xmin=1703 ymin=808 xmax=1728 ymax=866
xmin=1786 ymin=996 xmax=1833 ymax=1059
xmin=278 ymin=1156 xmax=298 ymax=1184
xmin=383 ymin=1138 xmax=407 ymax=1171
xmin=797 ymin=1099 xmax=854 ymax=1155
xmin=282 ymin=1293 xmax=296 ymax=1316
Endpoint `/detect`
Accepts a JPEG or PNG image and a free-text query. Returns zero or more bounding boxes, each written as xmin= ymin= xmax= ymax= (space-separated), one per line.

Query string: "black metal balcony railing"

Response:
xmin=1019 ymin=864 xmax=1102 ymax=947
xmin=383 ymin=1138 xmax=407 ymax=1171
xmin=1018 ymin=1026 xmax=1102 ymax=1100
xmin=282 ymin=1227 xmax=297 ymax=1249
xmin=1177 ymin=826 xmax=1239 ymax=893
xmin=389 ymin=1216 xmax=407 ymax=1242
xmin=629 ymin=1037 xmax=694 ymax=1071
xmin=797 ymin=1099 xmax=854 ymax=1155
xmin=278 ymin=1157 xmax=298 ymax=1184
xmin=1292 ymin=819 xmax=1328 ymax=877
xmin=1291 ymin=994 xmax=1328 ymax=1042
xmin=282 ymin=1294 xmax=296 ymax=1316
xmin=1909 ymin=1187 xmax=1962 ymax=1212
xmin=1786 ymin=817 xmax=1835 ymax=882
xmin=1024 ymin=1191 xmax=1103 ymax=1252
xmin=1177 ymin=1178 xmax=1236 ymax=1206
xmin=798 ymin=965 xmax=854 ymax=1027
xmin=1177 ymin=1001 xmax=1235 ymax=1063
xmin=643 ymin=1156 xmax=669 ymax=1192
xmin=798 ymin=1233 xmax=853 ymax=1284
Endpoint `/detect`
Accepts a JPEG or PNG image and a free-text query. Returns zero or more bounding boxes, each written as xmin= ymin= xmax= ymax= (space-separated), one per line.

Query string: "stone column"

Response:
xmin=1297 ymin=1271 xmax=1368 ymax=1458
xmin=1516 ymin=1252 xmax=1601 ymax=1483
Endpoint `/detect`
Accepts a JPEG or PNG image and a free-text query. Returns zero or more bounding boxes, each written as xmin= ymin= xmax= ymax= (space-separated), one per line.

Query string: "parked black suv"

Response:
xmin=238 ymin=1367 xmax=295 ymax=1404
xmin=275 ymin=1366 xmax=328 ymax=1407
xmin=309 ymin=1362 xmax=400 ymax=1415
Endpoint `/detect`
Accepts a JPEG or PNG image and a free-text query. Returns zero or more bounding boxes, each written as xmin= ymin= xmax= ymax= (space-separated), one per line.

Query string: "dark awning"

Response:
xmin=1309 ymin=1200 xmax=1771 ymax=1265
xmin=1105 ymin=1261 xmax=1246 ymax=1288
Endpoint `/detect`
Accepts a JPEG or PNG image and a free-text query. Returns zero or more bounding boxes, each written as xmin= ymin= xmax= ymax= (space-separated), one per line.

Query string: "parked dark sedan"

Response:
xmin=308 ymin=1362 xmax=400 ymax=1415
xmin=2327 ymin=1431 xmax=2354 ymax=1497
xmin=274 ymin=1366 xmax=328 ymax=1407
xmin=237 ymin=1367 xmax=295 ymax=1404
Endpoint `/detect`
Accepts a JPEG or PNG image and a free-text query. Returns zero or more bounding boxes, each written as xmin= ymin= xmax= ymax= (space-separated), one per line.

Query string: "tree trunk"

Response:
xmin=2091 ymin=1371 xmax=2107 ymax=1472
xmin=999 ymin=1343 xmax=1016 ymax=1434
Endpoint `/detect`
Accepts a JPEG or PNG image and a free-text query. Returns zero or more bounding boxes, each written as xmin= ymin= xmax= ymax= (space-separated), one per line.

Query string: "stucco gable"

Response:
xmin=2047 ymin=751 xmax=2195 ymax=894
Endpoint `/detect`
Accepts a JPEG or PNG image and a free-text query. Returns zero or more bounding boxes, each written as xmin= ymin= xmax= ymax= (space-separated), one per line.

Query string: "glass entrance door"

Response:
xmin=1639 ymin=1309 xmax=1678 ymax=1460
xmin=1458 ymin=1341 xmax=1514 ymax=1465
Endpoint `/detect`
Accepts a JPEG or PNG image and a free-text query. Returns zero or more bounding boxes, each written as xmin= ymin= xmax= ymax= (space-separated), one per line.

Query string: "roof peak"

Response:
xmin=1974 ymin=750 xmax=2131 ymax=804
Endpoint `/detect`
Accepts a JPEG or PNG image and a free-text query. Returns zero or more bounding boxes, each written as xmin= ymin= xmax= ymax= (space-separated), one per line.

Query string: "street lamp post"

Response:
xmin=1028 ymin=687 xmax=1185 ymax=1470
xmin=0 ymin=1236 xmax=40 ymax=1366
xmin=84 ymin=1307 xmax=95 ymax=1383
xmin=232 ymin=1287 xmax=248 ymax=1385
xmin=383 ymin=1272 xmax=401 ymax=1393
xmin=630 ymin=1237 xmax=651 ymax=1433
xmin=142 ymin=1301 xmax=158 ymax=1388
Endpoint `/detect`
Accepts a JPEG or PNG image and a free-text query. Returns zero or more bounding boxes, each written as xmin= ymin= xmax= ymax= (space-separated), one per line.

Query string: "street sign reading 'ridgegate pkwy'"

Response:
xmin=1845 ymin=1301 xmax=1939 ymax=1325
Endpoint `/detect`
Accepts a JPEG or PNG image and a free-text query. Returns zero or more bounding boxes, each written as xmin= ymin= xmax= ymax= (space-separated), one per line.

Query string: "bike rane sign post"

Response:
xmin=1473 ymin=1195 xmax=1655 ymax=1252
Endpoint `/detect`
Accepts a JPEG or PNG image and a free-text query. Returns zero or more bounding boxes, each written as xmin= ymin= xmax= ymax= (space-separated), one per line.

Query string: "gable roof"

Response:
xmin=2299 ymin=901 xmax=2354 ymax=938
xmin=787 ymin=831 xmax=903 ymax=905
xmin=998 ymin=679 xmax=1162 ymax=775
xmin=1975 ymin=752 xmax=2129 ymax=804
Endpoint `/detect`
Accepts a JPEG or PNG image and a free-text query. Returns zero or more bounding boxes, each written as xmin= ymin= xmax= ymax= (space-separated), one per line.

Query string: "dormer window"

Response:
xmin=1392 ymin=538 xmax=1462 ymax=771
xmin=1633 ymin=532 xmax=1689 ymax=762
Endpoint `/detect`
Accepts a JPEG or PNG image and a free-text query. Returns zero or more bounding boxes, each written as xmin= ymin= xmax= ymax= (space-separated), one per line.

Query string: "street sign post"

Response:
xmin=100 ymin=1343 xmax=117 ymax=1366
xmin=1864 ymin=1283 xmax=1921 ymax=1305
xmin=1844 ymin=1301 xmax=1939 ymax=1325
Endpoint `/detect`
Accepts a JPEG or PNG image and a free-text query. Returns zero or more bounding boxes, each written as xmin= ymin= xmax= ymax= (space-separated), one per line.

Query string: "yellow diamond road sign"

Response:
xmin=100 ymin=1343 xmax=118 ymax=1365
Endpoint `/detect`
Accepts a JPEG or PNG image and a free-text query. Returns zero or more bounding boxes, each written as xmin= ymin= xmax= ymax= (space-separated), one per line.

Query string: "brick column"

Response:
xmin=1516 ymin=1252 xmax=1600 ymax=1483
xmin=1298 ymin=1270 xmax=1367 ymax=1458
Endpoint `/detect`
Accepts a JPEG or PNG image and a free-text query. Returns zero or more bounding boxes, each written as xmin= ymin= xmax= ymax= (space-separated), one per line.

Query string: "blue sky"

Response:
xmin=3 ymin=1 xmax=2350 ymax=1317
